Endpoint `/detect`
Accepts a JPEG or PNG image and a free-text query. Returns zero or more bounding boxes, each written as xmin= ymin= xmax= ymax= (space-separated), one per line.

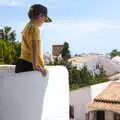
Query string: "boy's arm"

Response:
xmin=32 ymin=40 xmax=47 ymax=76
xmin=32 ymin=40 xmax=38 ymax=69
xmin=32 ymin=26 xmax=40 ymax=69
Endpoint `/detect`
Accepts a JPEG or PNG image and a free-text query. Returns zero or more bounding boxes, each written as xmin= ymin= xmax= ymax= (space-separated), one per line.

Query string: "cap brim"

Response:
xmin=45 ymin=17 xmax=52 ymax=23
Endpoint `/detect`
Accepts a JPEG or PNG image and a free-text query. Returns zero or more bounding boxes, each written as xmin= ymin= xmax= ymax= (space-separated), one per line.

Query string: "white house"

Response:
xmin=69 ymin=56 xmax=120 ymax=76
xmin=88 ymin=82 xmax=120 ymax=120
xmin=43 ymin=52 xmax=54 ymax=64
xmin=70 ymin=80 xmax=120 ymax=120
xmin=112 ymin=56 xmax=120 ymax=64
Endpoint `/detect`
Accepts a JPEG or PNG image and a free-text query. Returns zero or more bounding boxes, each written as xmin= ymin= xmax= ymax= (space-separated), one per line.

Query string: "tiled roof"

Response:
xmin=109 ymin=72 xmax=120 ymax=80
xmin=88 ymin=82 xmax=120 ymax=110
xmin=68 ymin=56 xmax=98 ymax=62
xmin=88 ymin=102 xmax=120 ymax=110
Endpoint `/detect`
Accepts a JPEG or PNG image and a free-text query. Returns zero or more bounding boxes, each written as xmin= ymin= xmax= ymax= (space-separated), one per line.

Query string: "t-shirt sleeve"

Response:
xmin=32 ymin=26 xmax=40 ymax=41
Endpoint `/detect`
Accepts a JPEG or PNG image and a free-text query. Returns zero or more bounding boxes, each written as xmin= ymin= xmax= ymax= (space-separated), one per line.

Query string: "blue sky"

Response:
xmin=0 ymin=0 xmax=120 ymax=55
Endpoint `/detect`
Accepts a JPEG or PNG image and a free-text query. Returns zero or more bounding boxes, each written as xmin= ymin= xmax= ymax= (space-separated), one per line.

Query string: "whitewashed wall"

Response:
xmin=70 ymin=86 xmax=91 ymax=120
xmin=0 ymin=65 xmax=69 ymax=120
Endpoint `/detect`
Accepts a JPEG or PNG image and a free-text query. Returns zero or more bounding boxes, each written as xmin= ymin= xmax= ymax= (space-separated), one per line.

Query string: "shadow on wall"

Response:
xmin=0 ymin=70 xmax=49 ymax=120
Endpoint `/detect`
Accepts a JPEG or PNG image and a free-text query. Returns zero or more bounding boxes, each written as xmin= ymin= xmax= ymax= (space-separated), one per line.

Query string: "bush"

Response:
xmin=0 ymin=40 xmax=21 ymax=65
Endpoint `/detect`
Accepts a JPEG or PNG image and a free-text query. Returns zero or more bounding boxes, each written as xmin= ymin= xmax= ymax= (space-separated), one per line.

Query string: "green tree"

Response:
xmin=0 ymin=26 xmax=19 ymax=64
xmin=13 ymin=42 xmax=21 ymax=64
xmin=3 ymin=26 xmax=12 ymax=40
xmin=61 ymin=42 xmax=71 ymax=65
xmin=0 ymin=40 xmax=4 ymax=63
xmin=74 ymin=54 xmax=78 ymax=57
xmin=3 ymin=26 xmax=16 ymax=42
xmin=79 ymin=65 xmax=93 ymax=84
xmin=74 ymin=54 xmax=82 ymax=57
xmin=110 ymin=49 xmax=120 ymax=58
xmin=3 ymin=41 xmax=15 ymax=64
xmin=0 ymin=40 xmax=21 ymax=65
xmin=9 ymin=30 xmax=16 ymax=42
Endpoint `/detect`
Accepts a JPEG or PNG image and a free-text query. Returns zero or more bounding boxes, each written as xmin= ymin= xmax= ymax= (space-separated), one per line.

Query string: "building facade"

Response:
xmin=52 ymin=45 xmax=64 ymax=57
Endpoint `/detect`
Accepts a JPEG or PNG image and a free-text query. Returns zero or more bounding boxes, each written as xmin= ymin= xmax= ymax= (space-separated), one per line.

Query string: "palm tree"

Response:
xmin=0 ymin=41 xmax=4 ymax=63
xmin=3 ymin=26 xmax=11 ymax=40
xmin=9 ymin=30 xmax=16 ymax=42
xmin=3 ymin=26 xmax=16 ymax=42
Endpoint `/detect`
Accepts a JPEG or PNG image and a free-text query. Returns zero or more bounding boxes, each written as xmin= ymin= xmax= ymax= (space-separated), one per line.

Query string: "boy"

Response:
xmin=15 ymin=4 xmax=52 ymax=76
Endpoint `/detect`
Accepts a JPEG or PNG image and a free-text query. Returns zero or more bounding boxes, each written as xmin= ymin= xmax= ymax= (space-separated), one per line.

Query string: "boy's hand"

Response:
xmin=35 ymin=65 xmax=48 ymax=76
xmin=40 ymin=67 xmax=48 ymax=76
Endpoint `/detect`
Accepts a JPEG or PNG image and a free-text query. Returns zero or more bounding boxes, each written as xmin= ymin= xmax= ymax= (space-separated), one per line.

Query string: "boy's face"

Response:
xmin=37 ymin=15 xmax=47 ymax=25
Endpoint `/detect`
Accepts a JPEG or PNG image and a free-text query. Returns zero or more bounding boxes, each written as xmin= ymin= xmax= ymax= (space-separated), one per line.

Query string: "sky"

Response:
xmin=0 ymin=0 xmax=120 ymax=56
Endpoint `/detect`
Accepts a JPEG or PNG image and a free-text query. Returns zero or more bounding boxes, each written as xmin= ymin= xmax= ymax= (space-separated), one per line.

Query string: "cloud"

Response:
xmin=41 ymin=20 xmax=105 ymax=41
xmin=0 ymin=2 xmax=29 ymax=7
xmin=105 ymin=25 xmax=120 ymax=29
xmin=12 ymin=19 xmax=120 ymax=54
xmin=41 ymin=20 xmax=120 ymax=38
xmin=40 ymin=19 xmax=120 ymax=53
xmin=0 ymin=1 xmax=60 ymax=9
xmin=13 ymin=19 xmax=120 ymax=44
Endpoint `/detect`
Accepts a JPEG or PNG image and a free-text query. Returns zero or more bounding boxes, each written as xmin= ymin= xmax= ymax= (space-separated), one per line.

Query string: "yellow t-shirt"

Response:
xmin=20 ymin=21 xmax=44 ymax=67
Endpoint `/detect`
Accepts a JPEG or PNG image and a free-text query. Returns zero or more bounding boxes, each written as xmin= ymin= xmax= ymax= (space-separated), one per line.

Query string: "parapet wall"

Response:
xmin=0 ymin=65 xmax=69 ymax=120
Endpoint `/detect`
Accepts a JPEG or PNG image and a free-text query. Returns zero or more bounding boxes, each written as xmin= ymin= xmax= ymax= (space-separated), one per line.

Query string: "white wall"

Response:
xmin=70 ymin=81 xmax=119 ymax=120
xmin=70 ymin=86 xmax=91 ymax=120
xmin=0 ymin=65 xmax=69 ymax=120
xmin=90 ymin=81 xmax=112 ymax=101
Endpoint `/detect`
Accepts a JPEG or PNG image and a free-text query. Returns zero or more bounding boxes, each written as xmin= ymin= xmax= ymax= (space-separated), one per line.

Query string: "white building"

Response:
xmin=69 ymin=55 xmax=120 ymax=76
xmin=112 ymin=56 xmax=120 ymax=64
xmin=88 ymin=82 xmax=120 ymax=120
xmin=43 ymin=52 xmax=53 ymax=64
xmin=70 ymin=80 xmax=120 ymax=120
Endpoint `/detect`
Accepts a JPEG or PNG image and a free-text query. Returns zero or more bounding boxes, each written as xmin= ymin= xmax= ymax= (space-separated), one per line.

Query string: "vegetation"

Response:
xmin=110 ymin=49 xmax=120 ymax=58
xmin=0 ymin=40 xmax=21 ymax=64
xmin=3 ymin=26 xmax=16 ymax=42
xmin=61 ymin=42 xmax=71 ymax=65
xmin=0 ymin=26 xmax=21 ymax=65
xmin=0 ymin=61 xmax=5 ymax=64
xmin=69 ymin=65 xmax=108 ymax=90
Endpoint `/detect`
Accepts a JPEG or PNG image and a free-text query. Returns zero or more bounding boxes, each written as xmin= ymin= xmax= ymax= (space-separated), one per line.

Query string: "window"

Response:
xmin=96 ymin=111 xmax=105 ymax=120
xmin=69 ymin=105 xmax=74 ymax=119
xmin=114 ymin=113 xmax=120 ymax=120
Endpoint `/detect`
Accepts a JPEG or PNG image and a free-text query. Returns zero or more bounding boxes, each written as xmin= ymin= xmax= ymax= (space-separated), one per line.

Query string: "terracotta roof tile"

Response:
xmin=68 ymin=56 xmax=98 ymax=62
xmin=88 ymin=82 xmax=120 ymax=110
xmin=88 ymin=102 xmax=120 ymax=110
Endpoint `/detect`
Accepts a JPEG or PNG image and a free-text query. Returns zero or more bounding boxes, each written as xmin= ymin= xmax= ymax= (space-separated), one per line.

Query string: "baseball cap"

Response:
xmin=28 ymin=4 xmax=52 ymax=22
